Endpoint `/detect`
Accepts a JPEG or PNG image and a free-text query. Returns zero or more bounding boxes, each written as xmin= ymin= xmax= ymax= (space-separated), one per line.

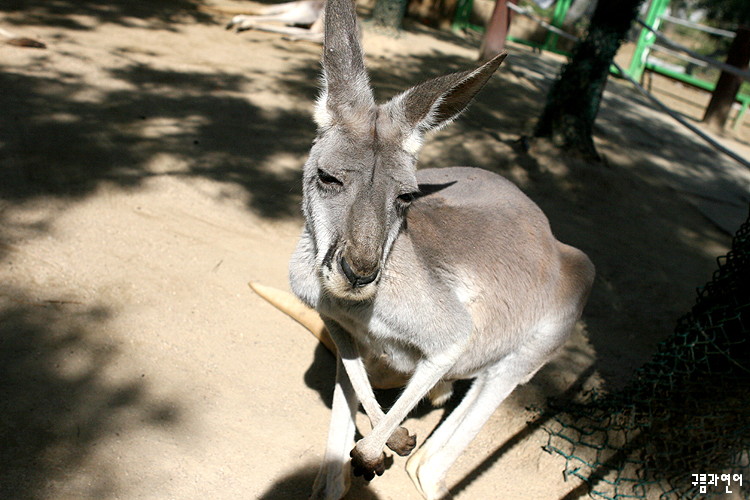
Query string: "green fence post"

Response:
xmin=452 ymin=0 xmax=473 ymax=31
xmin=542 ymin=0 xmax=573 ymax=52
xmin=626 ymin=0 xmax=669 ymax=81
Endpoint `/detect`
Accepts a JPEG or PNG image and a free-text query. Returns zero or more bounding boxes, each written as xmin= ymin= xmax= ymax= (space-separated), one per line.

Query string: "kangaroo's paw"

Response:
xmin=386 ymin=426 xmax=417 ymax=456
xmin=226 ymin=15 xmax=256 ymax=31
xmin=349 ymin=447 xmax=386 ymax=481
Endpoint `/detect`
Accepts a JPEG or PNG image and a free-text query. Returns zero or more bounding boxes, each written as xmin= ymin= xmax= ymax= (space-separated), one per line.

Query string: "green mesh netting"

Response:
xmin=542 ymin=207 xmax=750 ymax=499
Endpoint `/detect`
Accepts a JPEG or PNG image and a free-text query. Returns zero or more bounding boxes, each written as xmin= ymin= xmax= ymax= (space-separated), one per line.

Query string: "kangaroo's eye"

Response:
xmin=396 ymin=191 xmax=419 ymax=204
xmin=317 ymin=169 xmax=343 ymax=187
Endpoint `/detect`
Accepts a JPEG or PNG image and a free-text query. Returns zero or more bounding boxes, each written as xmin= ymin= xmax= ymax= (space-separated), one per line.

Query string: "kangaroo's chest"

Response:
xmin=318 ymin=297 xmax=422 ymax=375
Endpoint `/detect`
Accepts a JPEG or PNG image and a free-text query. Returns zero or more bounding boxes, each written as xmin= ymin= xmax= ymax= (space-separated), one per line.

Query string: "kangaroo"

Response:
xmin=226 ymin=0 xmax=325 ymax=43
xmin=287 ymin=0 xmax=595 ymax=497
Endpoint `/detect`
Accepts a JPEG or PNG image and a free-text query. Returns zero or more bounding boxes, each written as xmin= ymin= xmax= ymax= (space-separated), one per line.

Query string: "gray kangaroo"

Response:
xmin=288 ymin=0 xmax=595 ymax=497
xmin=226 ymin=0 xmax=325 ymax=43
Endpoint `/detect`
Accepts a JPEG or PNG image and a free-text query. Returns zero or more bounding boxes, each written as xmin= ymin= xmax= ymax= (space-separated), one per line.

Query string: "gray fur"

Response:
xmin=288 ymin=0 xmax=595 ymax=497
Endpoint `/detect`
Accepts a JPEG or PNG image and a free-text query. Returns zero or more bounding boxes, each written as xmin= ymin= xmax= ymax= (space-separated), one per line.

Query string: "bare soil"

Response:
xmin=1 ymin=1 xmax=749 ymax=499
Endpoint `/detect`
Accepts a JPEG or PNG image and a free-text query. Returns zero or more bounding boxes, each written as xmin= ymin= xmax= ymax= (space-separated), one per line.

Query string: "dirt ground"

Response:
xmin=1 ymin=1 xmax=749 ymax=499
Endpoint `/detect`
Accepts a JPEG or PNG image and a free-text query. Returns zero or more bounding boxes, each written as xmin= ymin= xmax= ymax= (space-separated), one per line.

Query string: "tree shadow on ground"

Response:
xmin=0 ymin=53 xmax=316 ymax=266
xmin=1 ymin=3 xmax=318 ymax=497
xmin=258 ymin=461 xmax=383 ymax=499
xmin=0 ymin=289 xmax=181 ymax=499
xmin=0 ymin=66 xmax=309 ymax=217
xmin=1 ymin=0 xmax=214 ymax=31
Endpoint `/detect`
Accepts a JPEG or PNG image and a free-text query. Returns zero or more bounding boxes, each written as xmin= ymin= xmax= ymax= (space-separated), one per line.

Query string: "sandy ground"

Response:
xmin=1 ymin=1 xmax=749 ymax=499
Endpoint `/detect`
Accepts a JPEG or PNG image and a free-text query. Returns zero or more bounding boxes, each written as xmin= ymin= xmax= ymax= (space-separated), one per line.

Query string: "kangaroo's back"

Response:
xmin=379 ymin=167 xmax=593 ymax=376
xmin=407 ymin=167 xmax=591 ymax=304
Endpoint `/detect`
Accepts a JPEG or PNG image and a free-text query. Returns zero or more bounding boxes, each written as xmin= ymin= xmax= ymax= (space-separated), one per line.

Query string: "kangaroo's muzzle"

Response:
xmin=340 ymin=255 xmax=379 ymax=288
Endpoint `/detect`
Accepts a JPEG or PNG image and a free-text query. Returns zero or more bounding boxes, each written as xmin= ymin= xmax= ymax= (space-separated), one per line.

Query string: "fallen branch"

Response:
xmin=0 ymin=27 xmax=46 ymax=48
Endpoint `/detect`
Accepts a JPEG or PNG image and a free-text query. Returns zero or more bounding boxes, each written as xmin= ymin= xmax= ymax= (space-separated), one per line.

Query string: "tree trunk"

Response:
xmin=373 ymin=0 xmax=409 ymax=29
xmin=703 ymin=26 xmax=750 ymax=131
xmin=406 ymin=0 xmax=458 ymax=29
xmin=479 ymin=0 xmax=516 ymax=62
xmin=534 ymin=0 xmax=643 ymax=160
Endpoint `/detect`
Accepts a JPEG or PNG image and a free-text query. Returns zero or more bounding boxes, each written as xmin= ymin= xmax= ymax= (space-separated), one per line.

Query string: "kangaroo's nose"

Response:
xmin=340 ymin=256 xmax=379 ymax=288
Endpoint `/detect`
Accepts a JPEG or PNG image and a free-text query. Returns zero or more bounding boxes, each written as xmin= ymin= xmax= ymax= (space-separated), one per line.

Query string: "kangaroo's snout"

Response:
xmin=339 ymin=193 xmax=386 ymax=291
xmin=340 ymin=255 xmax=379 ymax=288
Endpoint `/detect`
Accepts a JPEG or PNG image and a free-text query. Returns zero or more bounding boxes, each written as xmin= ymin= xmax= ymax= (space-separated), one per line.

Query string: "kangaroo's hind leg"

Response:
xmin=406 ymin=331 xmax=569 ymax=500
xmin=406 ymin=374 xmax=488 ymax=498
xmin=311 ymin=354 xmax=359 ymax=500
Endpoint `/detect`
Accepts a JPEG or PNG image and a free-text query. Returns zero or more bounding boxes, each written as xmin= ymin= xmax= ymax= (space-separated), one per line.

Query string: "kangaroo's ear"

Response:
xmin=385 ymin=52 xmax=506 ymax=153
xmin=314 ymin=0 xmax=374 ymax=130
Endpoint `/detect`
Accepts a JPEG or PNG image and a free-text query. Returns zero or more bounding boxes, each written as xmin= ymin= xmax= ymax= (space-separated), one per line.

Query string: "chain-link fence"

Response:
xmin=543 ymin=208 xmax=750 ymax=499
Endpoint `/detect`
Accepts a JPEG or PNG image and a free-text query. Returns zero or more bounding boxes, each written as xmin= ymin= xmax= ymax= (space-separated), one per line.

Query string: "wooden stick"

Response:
xmin=0 ymin=28 xmax=45 ymax=48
